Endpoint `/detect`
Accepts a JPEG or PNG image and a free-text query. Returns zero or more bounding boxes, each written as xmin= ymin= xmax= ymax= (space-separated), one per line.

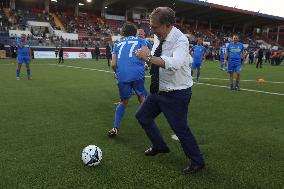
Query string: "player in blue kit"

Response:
xmin=190 ymin=38 xmax=207 ymax=82
xmin=219 ymin=44 xmax=227 ymax=71
xmin=16 ymin=34 xmax=32 ymax=80
xmin=137 ymin=29 xmax=152 ymax=50
xmin=224 ymin=35 xmax=244 ymax=90
xmin=108 ymin=23 xmax=148 ymax=137
xmin=137 ymin=28 xmax=152 ymax=97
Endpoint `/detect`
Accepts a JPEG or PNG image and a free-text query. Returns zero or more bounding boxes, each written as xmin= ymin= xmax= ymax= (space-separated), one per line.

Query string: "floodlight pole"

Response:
xmin=242 ymin=24 xmax=248 ymax=35
xmin=44 ymin=0 xmax=50 ymax=13
xmin=75 ymin=1 xmax=79 ymax=17
xmin=181 ymin=17 xmax=184 ymax=28
xmin=10 ymin=0 xmax=15 ymax=10
xmin=276 ymin=26 xmax=280 ymax=44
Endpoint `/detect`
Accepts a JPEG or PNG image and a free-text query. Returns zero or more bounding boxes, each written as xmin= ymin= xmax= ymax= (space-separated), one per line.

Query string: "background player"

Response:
xmin=16 ymin=34 xmax=32 ymax=80
xmin=137 ymin=29 xmax=152 ymax=50
xmin=108 ymin=23 xmax=148 ymax=137
xmin=219 ymin=44 xmax=227 ymax=71
xmin=190 ymin=38 xmax=207 ymax=82
xmin=224 ymin=35 xmax=244 ymax=90
xmin=136 ymin=28 xmax=152 ymax=97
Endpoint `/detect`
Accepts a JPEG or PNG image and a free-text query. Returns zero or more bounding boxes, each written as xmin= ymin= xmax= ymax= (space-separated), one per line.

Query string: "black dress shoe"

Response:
xmin=144 ymin=147 xmax=170 ymax=156
xmin=183 ymin=163 xmax=205 ymax=175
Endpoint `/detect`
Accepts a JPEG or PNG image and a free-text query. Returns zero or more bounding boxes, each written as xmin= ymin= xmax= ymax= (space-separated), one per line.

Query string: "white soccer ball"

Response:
xmin=81 ymin=145 xmax=102 ymax=166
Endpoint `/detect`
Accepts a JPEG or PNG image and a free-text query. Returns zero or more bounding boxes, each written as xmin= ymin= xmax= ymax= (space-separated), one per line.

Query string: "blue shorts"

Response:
xmin=227 ymin=62 xmax=242 ymax=73
xmin=118 ymin=78 xmax=145 ymax=100
xmin=192 ymin=61 xmax=202 ymax=70
xmin=18 ymin=56 xmax=30 ymax=64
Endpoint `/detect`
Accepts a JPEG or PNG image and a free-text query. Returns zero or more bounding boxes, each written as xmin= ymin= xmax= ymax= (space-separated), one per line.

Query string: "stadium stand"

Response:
xmin=0 ymin=0 xmax=283 ymax=62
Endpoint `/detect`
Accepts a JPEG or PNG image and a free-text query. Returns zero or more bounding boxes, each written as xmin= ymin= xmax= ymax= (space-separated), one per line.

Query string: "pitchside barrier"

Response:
xmin=34 ymin=51 xmax=92 ymax=59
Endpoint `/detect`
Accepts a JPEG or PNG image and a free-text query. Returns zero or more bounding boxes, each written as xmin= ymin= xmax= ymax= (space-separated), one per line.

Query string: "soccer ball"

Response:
xmin=81 ymin=145 xmax=102 ymax=166
xmin=258 ymin=78 xmax=265 ymax=84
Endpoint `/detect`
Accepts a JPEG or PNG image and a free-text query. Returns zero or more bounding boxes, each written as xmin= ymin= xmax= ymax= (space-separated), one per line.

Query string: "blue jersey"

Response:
xmin=17 ymin=39 xmax=30 ymax=57
xmin=113 ymin=36 xmax=147 ymax=82
xmin=227 ymin=42 xmax=244 ymax=64
xmin=220 ymin=47 xmax=227 ymax=60
xmin=146 ymin=40 xmax=153 ymax=50
xmin=192 ymin=45 xmax=206 ymax=63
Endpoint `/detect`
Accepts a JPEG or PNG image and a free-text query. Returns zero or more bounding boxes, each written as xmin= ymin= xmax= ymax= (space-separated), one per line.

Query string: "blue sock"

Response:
xmin=196 ymin=70 xmax=200 ymax=81
xmin=16 ymin=69 xmax=20 ymax=77
xmin=235 ymin=80 xmax=240 ymax=88
xmin=114 ymin=103 xmax=126 ymax=129
xmin=27 ymin=69 xmax=31 ymax=77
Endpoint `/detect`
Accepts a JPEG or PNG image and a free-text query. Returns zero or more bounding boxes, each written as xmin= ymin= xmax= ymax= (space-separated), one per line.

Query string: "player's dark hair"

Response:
xmin=121 ymin=23 xmax=137 ymax=37
xmin=150 ymin=7 xmax=175 ymax=25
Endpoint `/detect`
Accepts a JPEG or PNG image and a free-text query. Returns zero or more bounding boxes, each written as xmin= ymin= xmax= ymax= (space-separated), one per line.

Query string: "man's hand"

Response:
xmin=144 ymin=63 xmax=149 ymax=70
xmin=135 ymin=46 xmax=150 ymax=61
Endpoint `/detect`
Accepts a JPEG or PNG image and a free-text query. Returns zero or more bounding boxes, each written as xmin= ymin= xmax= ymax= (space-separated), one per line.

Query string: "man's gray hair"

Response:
xmin=150 ymin=7 xmax=175 ymax=25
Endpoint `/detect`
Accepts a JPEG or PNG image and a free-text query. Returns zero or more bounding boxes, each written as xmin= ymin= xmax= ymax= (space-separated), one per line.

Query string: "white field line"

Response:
xmin=201 ymin=77 xmax=284 ymax=84
xmin=48 ymin=64 xmax=284 ymax=96
xmin=49 ymin=64 xmax=114 ymax=73
xmin=196 ymin=82 xmax=284 ymax=96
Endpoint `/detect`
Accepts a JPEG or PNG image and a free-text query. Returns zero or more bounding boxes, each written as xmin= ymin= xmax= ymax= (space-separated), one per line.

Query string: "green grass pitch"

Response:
xmin=0 ymin=58 xmax=283 ymax=188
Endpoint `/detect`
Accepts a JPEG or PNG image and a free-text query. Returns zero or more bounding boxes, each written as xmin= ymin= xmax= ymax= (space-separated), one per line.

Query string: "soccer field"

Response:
xmin=0 ymin=59 xmax=283 ymax=188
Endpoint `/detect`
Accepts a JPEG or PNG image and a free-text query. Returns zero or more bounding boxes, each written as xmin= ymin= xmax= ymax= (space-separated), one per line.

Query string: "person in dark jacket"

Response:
xmin=256 ymin=48 xmax=263 ymax=68
xmin=265 ymin=50 xmax=271 ymax=64
xmin=249 ymin=50 xmax=254 ymax=64
xmin=94 ymin=45 xmax=100 ymax=61
xmin=58 ymin=47 xmax=64 ymax=64
xmin=106 ymin=43 xmax=112 ymax=67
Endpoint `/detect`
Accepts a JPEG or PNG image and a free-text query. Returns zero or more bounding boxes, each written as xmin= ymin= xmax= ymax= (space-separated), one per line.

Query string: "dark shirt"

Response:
xmin=258 ymin=49 xmax=263 ymax=58
xmin=95 ymin=47 xmax=100 ymax=55
xmin=59 ymin=48 xmax=63 ymax=56
xmin=106 ymin=45 xmax=111 ymax=57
